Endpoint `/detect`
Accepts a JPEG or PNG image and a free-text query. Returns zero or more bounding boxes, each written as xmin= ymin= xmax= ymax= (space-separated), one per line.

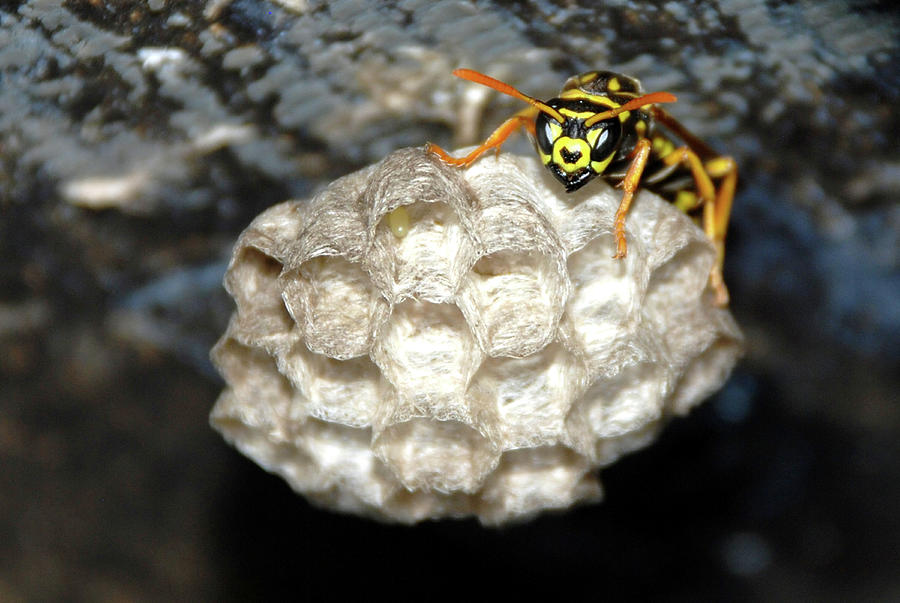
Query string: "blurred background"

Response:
xmin=1 ymin=0 xmax=897 ymax=600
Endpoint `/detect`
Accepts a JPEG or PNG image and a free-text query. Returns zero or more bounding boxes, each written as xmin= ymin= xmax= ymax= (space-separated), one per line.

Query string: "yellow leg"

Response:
xmin=613 ymin=138 xmax=653 ymax=259
xmin=662 ymin=147 xmax=736 ymax=306
xmin=705 ymin=156 xmax=737 ymax=238
xmin=705 ymin=156 xmax=737 ymax=306
xmin=426 ymin=107 xmax=538 ymax=167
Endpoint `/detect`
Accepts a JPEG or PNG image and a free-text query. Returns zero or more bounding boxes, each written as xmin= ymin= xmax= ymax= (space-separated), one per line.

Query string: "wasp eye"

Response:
xmin=535 ymin=113 xmax=557 ymax=155
xmin=589 ymin=118 xmax=621 ymax=162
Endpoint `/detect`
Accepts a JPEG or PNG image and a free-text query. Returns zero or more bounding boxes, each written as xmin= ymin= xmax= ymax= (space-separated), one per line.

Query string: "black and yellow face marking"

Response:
xmin=534 ymin=96 xmax=623 ymax=192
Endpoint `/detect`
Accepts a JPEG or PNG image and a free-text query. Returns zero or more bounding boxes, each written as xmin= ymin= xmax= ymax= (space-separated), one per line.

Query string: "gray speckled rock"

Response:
xmin=2 ymin=0 xmax=897 ymax=597
xmin=2 ymin=1 xmax=895 ymax=367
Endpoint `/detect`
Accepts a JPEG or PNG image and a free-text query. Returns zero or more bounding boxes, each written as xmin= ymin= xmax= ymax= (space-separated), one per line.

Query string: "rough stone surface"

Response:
xmin=211 ymin=148 xmax=742 ymax=524
xmin=2 ymin=0 xmax=897 ymax=599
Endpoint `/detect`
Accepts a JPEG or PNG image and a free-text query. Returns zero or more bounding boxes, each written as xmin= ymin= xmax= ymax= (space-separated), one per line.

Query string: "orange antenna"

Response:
xmin=584 ymin=91 xmax=677 ymax=127
xmin=453 ymin=68 xmax=566 ymax=123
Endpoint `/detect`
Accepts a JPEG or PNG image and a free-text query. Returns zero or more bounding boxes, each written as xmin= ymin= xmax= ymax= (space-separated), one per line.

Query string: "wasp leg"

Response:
xmin=704 ymin=156 xmax=738 ymax=306
xmin=660 ymin=146 xmax=735 ymax=306
xmin=612 ymin=137 xmax=653 ymax=259
xmin=426 ymin=107 xmax=538 ymax=168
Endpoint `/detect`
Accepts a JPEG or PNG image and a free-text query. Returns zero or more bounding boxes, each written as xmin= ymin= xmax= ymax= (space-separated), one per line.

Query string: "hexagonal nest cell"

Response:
xmin=211 ymin=147 xmax=742 ymax=525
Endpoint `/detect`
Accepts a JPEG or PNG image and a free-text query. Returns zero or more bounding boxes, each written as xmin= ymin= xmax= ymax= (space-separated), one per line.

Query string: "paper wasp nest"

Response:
xmin=211 ymin=147 xmax=742 ymax=524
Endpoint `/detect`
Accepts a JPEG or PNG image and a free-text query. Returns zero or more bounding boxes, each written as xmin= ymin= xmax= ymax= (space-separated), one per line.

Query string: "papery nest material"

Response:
xmin=211 ymin=147 xmax=742 ymax=525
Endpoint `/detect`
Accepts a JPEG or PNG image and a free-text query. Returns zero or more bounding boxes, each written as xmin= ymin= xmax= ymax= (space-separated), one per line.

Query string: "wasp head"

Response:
xmin=533 ymin=106 xmax=622 ymax=193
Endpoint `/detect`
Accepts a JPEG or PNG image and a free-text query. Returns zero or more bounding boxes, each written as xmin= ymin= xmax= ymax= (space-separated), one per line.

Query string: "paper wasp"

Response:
xmin=427 ymin=69 xmax=737 ymax=306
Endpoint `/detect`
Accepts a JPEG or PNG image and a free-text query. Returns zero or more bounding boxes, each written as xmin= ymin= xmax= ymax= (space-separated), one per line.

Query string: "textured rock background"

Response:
xmin=1 ymin=0 xmax=897 ymax=599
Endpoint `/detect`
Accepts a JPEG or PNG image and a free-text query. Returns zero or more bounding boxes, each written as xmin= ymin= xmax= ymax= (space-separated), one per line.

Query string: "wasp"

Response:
xmin=426 ymin=69 xmax=737 ymax=306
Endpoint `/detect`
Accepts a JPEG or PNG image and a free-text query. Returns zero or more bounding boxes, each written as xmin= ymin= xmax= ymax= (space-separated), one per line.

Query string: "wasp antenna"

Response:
xmin=453 ymin=68 xmax=566 ymax=123
xmin=584 ymin=91 xmax=677 ymax=127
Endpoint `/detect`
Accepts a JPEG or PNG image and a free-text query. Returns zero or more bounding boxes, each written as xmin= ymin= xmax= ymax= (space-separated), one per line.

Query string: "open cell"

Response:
xmin=276 ymin=342 xmax=383 ymax=428
xmin=573 ymin=358 xmax=673 ymax=468
xmin=593 ymin=421 xmax=662 ymax=468
xmin=381 ymin=486 xmax=474 ymax=524
xmin=282 ymin=255 xmax=388 ymax=360
xmin=559 ymin=234 xmax=645 ymax=371
xmin=370 ymin=201 xmax=476 ymax=303
xmin=469 ymin=343 xmax=588 ymax=450
xmin=209 ymin=337 xmax=316 ymax=486
xmin=372 ymin=300 xmax=483 ymax=424
xmin=225 ymin=247 xmax=294 ymax=347
xmin=373 ymin=418 xmax=498 ymax=493
xmin=210 ymin=336 xmax=296 ymax=436
xmin=644 ymin=240 xmax=715 ymax=313
xmin=477 ymin=446 xmax=599 ymax=524
xmin=668 ymin=324 xmax=743 ymax=415
xmin=458 ymin=250 xmax=566 ymax=358
xmin=213 ymin=388 xmax=320 ymax=492
xmin=586 ymin=361 xmax=671 ymax=436
xmin=294 ymin=419 xmax=400 ymax=508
